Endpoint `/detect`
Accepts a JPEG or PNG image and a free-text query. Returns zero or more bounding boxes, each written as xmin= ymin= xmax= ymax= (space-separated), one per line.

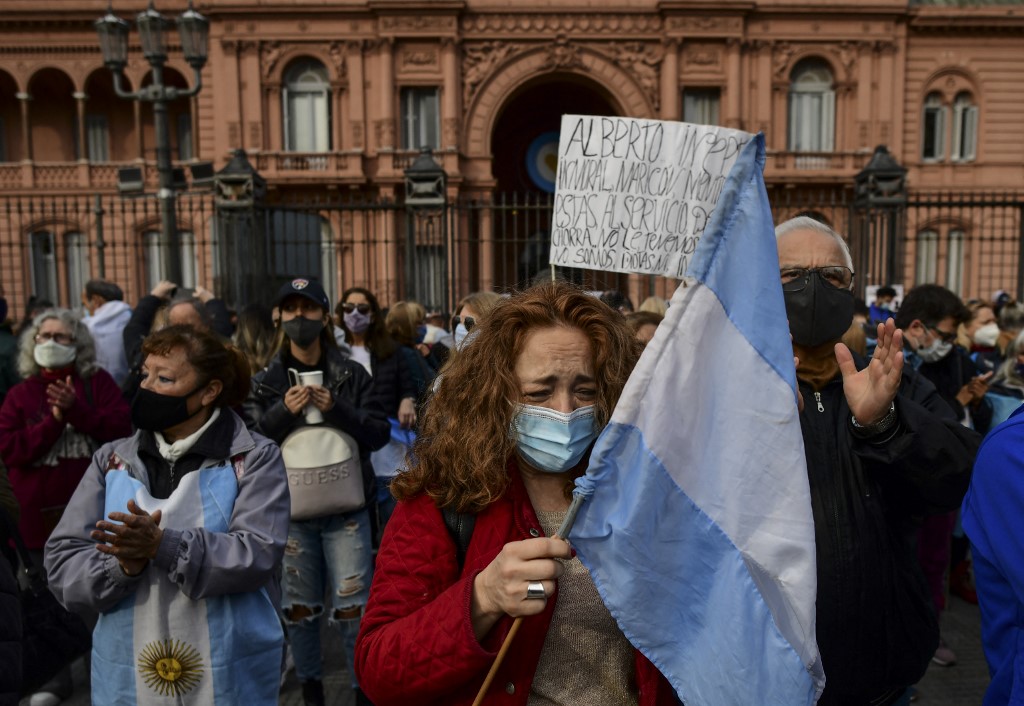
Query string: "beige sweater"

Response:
xmin=528 ymin=509 xmax=638 ymax=706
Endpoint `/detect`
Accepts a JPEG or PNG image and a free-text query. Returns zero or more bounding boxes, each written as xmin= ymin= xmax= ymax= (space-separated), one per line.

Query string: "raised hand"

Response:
xmin=836 ymin=318 xmax=903 ymax=426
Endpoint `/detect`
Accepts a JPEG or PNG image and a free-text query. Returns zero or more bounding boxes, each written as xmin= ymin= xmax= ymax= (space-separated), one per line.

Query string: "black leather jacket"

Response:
xmin=243 ymin=345 xmax=390 ymax=508
xmin=800 ymin=358 xmax=979 ymax=705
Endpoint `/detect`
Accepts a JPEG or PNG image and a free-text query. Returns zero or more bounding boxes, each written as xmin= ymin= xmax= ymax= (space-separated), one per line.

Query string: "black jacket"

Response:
xmin=915 ymin=345 xmax=994 ymax=434
xmin=800 ymin=360 xmax=979 ymax=705
xmin=244 ymin=345 xmax=390 ymax=508
xmin=369 ymin=345 xmax=417 ymax=418
xmin=0 ymin=511 xmax=21 ymax=704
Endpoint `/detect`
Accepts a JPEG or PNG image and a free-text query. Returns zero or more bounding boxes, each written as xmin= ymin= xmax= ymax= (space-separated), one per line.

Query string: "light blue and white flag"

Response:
xmin=571 ymin=133 xmax=825 ymax=705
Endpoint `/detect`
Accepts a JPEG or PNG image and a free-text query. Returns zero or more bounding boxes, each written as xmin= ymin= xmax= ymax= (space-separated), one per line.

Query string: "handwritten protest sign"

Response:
xmin=550 ymin=115 xmax=754 ymax=278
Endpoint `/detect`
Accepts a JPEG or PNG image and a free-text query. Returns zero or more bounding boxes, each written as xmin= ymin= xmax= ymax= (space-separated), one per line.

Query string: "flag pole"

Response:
xmin=471 ymin=493 xmax=586 ymax=706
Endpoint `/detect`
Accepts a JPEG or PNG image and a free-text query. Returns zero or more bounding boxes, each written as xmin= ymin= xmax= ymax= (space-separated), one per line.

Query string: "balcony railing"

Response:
xmin=0 ymin=160 xmax=197 ymax=191
xmin=253 ymin=151 xmax=364 ymax=182
xmin=766 ymin=151 xmax=873 ymax=175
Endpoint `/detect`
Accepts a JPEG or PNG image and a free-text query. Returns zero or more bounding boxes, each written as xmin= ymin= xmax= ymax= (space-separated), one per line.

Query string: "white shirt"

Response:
xmin=350 ymin=345 xmax=372 ymax=376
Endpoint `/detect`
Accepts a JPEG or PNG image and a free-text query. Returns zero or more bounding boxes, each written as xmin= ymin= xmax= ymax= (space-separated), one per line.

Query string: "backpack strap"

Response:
xmin=441 ymin=506 xmax=476 ymax=571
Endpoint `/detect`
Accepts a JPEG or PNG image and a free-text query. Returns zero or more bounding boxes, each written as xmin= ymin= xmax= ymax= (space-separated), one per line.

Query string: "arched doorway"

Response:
xmin=491 ymin=77 xmax=617 ymax=195
xmin=487 ymin=75 xmax=622 ymax=291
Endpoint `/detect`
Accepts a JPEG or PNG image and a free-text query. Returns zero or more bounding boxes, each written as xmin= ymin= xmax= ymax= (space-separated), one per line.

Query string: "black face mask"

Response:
xmin=282 ymin=317 xmax=324 ymax=349
xmin=784 ymin=272 xmax=855 ymax=347
xmin=131 ymin=386 xmax=204 ymax=432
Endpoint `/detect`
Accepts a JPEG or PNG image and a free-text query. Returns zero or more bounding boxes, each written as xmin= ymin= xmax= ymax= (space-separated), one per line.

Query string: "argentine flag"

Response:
xmin=571 ymin=134 xmax=825 ymax=705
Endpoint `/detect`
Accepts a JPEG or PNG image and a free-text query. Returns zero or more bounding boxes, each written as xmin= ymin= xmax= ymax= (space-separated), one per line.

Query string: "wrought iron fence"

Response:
xmin=0 ymin=187 xmax=1021 ymax=322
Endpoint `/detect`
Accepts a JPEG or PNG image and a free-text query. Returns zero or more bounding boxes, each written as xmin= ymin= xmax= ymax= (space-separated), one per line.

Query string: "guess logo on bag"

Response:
xmin=280 ymin=426 xmax=364 ymax=520
xmin=288 ymin=463 xmax=352 ymax=486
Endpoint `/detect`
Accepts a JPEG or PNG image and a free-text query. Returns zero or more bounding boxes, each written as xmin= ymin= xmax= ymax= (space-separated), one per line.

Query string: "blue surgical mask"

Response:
xmin=454 ymin=323 xmax=471 ymax=350
xmin=512 ymin=404 xmax=597 ymax=473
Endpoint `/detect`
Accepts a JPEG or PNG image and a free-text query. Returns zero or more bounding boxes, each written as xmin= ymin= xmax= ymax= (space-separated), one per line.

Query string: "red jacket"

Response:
xmin=0 ymin=369 xmax=132 ymax=548
xmin=355 ymin=466 xmax=677 ymax=706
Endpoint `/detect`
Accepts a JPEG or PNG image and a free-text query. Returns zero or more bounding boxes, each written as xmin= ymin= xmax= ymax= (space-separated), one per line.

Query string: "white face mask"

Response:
xmin=973 ymin=322 xmax=1000 ymax=348
xmin=34 ymin=340 xmax=77 ymax=369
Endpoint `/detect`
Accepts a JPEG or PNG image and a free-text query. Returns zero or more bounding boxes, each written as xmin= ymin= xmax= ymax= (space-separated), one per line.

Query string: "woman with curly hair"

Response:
xmin=0 ymin=308 xmax=131 ymax=704
xmin=354 ymin=282 xmax=675 ymax=706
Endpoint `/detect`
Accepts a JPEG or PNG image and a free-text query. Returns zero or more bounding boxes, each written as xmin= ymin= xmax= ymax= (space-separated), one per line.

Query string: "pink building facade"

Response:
xmin=0 ymin=0 xmax=1022 ymax=313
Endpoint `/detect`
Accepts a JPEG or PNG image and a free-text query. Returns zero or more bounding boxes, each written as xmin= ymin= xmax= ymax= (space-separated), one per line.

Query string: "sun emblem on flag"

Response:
xmin=138 ymin=639 xmax=204 ymax=696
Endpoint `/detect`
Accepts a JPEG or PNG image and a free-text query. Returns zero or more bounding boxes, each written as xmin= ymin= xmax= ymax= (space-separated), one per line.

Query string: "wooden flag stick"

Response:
xmin=470 ymin=494 xmax=586 ymax=706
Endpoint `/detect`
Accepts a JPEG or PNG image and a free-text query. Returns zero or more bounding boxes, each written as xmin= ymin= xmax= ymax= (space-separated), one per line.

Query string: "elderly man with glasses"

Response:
xmin=776 ymin=216 xmax=979 ymax=706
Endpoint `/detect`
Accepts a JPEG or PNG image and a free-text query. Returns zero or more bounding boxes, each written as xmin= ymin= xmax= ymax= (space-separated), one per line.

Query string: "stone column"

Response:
xmin=379 ymin=40 xmax=395 ymax=150
xmin=441 ymin=38 xmax=459 ymax=151
xmin=347 ymin=41 xmax=365 ymax=151
xmin=659 ymin=39 xmax=679 ymax=121
xmin=725 ymin=39 xmax=742 ymax=130
xmin=74 ymin=91 xmax=88 ymax=161
xmin=16 ymin=92 xmax=32 ymax=162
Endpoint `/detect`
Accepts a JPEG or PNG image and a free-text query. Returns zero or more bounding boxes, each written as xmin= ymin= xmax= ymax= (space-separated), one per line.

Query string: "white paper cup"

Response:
xmin=298 ymin=370 xmax=324 ymax=424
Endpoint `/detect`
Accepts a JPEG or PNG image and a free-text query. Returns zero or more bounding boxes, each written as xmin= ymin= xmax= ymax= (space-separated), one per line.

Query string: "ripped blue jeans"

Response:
xmin=281 ymin=508 xmax=374 ymax=687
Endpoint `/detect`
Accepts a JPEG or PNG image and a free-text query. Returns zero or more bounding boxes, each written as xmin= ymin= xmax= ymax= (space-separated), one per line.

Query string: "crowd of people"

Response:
xmin=0 ymin=216 xmax=1022 ymax=706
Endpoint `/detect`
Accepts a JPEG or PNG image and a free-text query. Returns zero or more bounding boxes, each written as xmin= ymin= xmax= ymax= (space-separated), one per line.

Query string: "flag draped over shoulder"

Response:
xmin=570 ymin=133 xmax=825 ymax=706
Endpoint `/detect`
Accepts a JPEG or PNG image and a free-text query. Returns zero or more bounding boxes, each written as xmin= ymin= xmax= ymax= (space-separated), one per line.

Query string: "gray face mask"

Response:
xmin=917 ymin=336 xmax=953 ymax=363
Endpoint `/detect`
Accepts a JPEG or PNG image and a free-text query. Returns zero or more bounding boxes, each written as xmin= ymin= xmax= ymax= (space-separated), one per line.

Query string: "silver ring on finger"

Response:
xmin=525 ymin=581 xmax=547 ymax=601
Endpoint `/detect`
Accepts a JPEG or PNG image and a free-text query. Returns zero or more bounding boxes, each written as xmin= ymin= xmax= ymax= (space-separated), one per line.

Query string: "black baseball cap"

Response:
xmin=274 ymin=278 xmax=330 ymax=311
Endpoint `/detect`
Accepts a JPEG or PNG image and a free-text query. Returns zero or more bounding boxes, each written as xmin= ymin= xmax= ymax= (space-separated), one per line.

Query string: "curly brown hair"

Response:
xmin=392 ymin=281 xmax=642 ymax=513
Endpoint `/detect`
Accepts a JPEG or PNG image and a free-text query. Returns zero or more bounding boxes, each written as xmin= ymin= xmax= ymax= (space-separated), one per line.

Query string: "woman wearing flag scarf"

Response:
xmin=355 ymin=281 xmax=676 ymax=705
xmin=44 ymin=325 xmax=290 ymax=706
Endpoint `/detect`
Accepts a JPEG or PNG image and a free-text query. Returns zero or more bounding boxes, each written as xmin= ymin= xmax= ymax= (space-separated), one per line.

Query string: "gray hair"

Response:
xmin=995 ymin=328 xmax=1024 ymax=388
xmin=775 ymin=216 xmax=855 ymax=271
xmin=999 ymin=302 xmax=1024 ymax=333
xmin=18 ymin=308 xmax=99 ymax=379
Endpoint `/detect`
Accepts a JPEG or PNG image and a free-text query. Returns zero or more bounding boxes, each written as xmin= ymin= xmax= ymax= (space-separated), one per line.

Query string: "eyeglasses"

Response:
xmin=34 ymin=332 xmax=75 ymax=345
xmin=451 ymin=315 xmax=476 ymax=331
xmin=780 ymin=266 xmax=855 ymax=292
xmin=927 ymin=325 xmax=958 ymax=345
xmin=341 ymin=302 xmax=371 ymax=315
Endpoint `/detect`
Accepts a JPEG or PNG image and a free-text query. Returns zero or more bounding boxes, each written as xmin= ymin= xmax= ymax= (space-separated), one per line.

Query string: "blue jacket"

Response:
xmin=963 ymin=405 xmax=1024 ymax=705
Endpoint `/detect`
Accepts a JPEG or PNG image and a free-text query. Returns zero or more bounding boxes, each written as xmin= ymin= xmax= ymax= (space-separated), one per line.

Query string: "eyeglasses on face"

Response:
xmin=35 ymin=332 xmax=75 ymax=345
xmin=341 ymin=302 xmax=371 ymax=315
xmin=927 ymin=325 xmax=958 ymax=345
xmin=451 ymin=315 xmax=476 ymax=331
xmin=780 ymin=266 xmax=855 ymax=292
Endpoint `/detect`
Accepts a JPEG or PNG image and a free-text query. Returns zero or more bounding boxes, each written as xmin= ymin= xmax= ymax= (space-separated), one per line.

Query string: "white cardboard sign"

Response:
xmin=550 ymin=114 xmax=754 ymax=278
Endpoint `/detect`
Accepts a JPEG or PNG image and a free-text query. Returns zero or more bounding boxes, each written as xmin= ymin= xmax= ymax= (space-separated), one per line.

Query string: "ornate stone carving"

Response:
xmin=249 ymin=121 xmax=262 ymax=148
xmin=683 ymin=44 xmax=721 ymax=69
xmin=543 ymin=38 xmax=582 ymax=70
xmin=836 ymin=41 xmax=857 ymax=75
xmin=665 ymin=16 xmax=739 ymax=34
xmin=606 ymin=42 xmax=664 ymax=110
xmin=443 ymin=117 xmax=459 ymax=147
xmin=374 ymin=119 xmax=395 ymax=149
xmin=461 ymin=14 xmax=661 ymax=34
xmin=773 ymin=42 xmax=796 ymax=79
xmin=352 ymin=121 xmax=364 ymax=148
xmin=261 ymin=41 xmax=282 ymax=80
xmin=462 ymin=41 xmax=519 ymax=107
xmin=401 ymin=47 xmax=439 ymax=69
xmin=329 ymin=41 xmax=347 ymax=80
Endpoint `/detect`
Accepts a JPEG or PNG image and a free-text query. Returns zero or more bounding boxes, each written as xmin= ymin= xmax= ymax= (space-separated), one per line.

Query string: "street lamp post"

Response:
xmin=95 ymin=1 xmax=209 ymax=284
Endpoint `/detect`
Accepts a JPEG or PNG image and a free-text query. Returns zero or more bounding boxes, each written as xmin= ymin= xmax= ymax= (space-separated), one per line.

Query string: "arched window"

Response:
xmin=29 ymin=231 xmax=59 ymax=303
xmin=921 ymin=93 xmax=946 ymax=162
xmin=952 ymin=93 xmax=978 ymax=162
xmin=65 ymin=232 xmax=89 ymax=305
xmin=916 ymin=230 xmax=939 ymax=285
xmin=283 ymin=59 xmax=331 ymax=153
xmin=788 ymin=60 xmax=835 ymax=153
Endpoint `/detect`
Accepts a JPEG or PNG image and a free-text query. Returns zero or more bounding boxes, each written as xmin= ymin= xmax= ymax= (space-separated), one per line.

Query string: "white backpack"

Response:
xmin=280 ymin=425 xmax=364 ymax=521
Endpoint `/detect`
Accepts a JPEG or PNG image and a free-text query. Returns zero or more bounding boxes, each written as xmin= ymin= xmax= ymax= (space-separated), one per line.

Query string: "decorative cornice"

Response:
xmin=461 ymin=13 xmax=661 ymax=35
xmin=380 ymin=14 xmax=457 ymax=33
